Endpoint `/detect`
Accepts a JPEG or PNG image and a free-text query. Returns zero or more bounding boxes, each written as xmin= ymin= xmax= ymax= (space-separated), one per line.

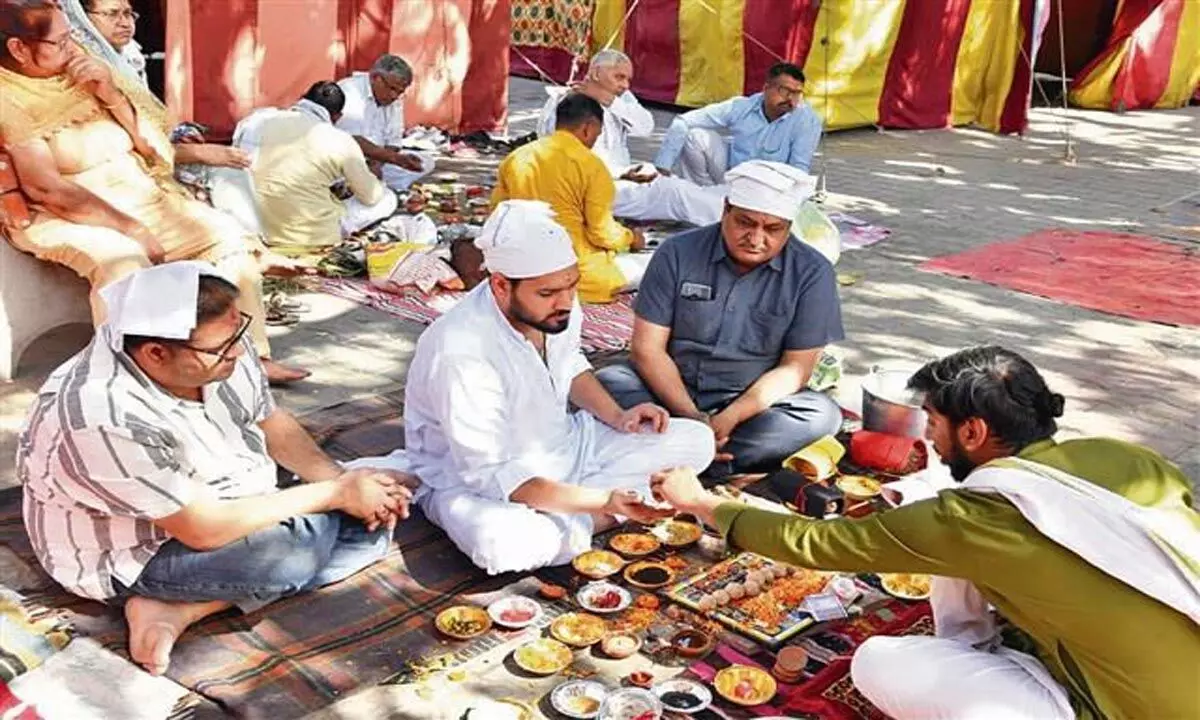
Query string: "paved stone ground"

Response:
xmin=0 ymin=77 xmax=1196 ymax=718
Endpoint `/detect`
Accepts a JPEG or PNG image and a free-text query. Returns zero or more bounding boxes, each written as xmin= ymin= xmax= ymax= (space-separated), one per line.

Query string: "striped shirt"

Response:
xmin=16 ymin=331 xmax=277 ymax=600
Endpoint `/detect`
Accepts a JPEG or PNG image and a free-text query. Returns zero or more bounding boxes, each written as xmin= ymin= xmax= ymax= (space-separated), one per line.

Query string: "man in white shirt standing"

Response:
xmin=18 ymin=263 xmax=418 ymax=677
xmin=401 ymin=201 xmax=716 ymax=575
xmin=537 ymin=49 xmax=726 ymax=227
xmin=336 ymin=54 xmax=435 ymax=191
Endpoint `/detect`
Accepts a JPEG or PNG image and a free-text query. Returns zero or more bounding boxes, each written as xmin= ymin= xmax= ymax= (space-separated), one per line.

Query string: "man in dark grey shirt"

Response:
xmin=597 ymin=160 xmax=843 ymax=474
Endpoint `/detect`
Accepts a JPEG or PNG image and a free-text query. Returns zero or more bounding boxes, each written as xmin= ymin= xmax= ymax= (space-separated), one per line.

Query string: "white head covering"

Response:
xmin=725 ymin=160 xmax=817 ymax=220
xmin=98 ymin=262 xmax=233 ymax=353
xmin=474 ymin=200 xmax=578 ymax=279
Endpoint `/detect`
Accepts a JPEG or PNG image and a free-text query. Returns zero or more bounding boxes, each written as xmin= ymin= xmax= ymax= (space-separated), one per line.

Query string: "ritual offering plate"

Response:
xmin=551 ymin=612 xmax=608 ymax=647
xmin=669 ymin=628 xmax=715 ymax=658
xmin=836 ymin=474 xmax=883 ymax=502
xmin=487 ymin=595 xmax=543 ymax=629
xmin=652 ymin=678 xmax=713 ymax=714
xmin=667 ymin=552 xmax=830 ymax=645
xmin=577 ymin=582 xmax=633 ymax=614
xmin=597 ymin=687 xmax=663 ymax=720
xmin=574 ymin=550 xmax=625 ymax=580
xmin=652 ymin=520 xmax=703 ymax=547
xmin=624 ymin=561 xmax=676 ymax=590
xmin=600 ymin=632 xmax=642 ymax=659
xmin=713 ymin=665 xmax=778 ymax=706
xmin=551 ymin=679 xmax=609 ymax=719
xmin=609 ymin=533 xmax=661 ymax=557
xmin=435 ymin=605 xmax=492 ymax=640
xmin=879 ymin=572 xmax=933 ymax=600
xmin=513 ymin=638 xmax=573 ymax=675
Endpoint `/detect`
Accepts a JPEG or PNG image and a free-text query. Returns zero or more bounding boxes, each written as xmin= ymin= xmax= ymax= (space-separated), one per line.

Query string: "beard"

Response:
xmin=943 ymin=435 xmax=978 ymax=482
xmin=511 ymin=298 xmax=571 ymax=335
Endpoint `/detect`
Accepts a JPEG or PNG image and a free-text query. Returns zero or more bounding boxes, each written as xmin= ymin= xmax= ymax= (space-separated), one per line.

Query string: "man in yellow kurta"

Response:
xmin=491 ymin=93 xmax=649 ymax=304
xmin=237 ymin=81 xmax=397 ymax=256
xmin=654 ymin=346 xmax=1198 ymax=720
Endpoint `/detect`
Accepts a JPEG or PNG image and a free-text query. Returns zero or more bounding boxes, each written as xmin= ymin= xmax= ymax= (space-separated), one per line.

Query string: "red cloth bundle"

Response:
xmin=849 ymin=431 xmax=927 ymax=475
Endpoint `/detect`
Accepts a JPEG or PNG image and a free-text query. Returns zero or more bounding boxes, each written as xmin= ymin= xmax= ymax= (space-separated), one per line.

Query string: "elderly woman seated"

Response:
xmin=0 ymin=0 xmax=307 ymax=383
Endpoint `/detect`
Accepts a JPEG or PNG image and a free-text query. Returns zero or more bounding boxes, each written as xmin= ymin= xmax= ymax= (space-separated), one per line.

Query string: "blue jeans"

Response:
xmin=120 ymin=512 xmax=390 ymax=613
xmin=596 ymin=363 xmax=842 ymax=475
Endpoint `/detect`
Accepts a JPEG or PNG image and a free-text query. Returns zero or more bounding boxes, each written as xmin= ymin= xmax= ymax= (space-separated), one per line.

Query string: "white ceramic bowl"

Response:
xmin=551 ymin=679 xmax=609 ymax=719
xmin=486 ymin=595 xmax=543 ymax=629
xmin=576 ymin=582 xmax=633 ymax=614
xmin=597 ymin=687 xmax=662 ymax=720
xmin=652 ymin=678 xmax=713 ymax=714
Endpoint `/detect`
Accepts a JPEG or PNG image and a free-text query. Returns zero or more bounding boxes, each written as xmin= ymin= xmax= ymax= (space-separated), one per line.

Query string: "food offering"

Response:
xmin=513 ymin=638 xmax=574 ymax=675
xmin=878 ymin=572 xmax=932 ymax=600
xmin=652 ymin=519 xmax=703 ymax=547
xmin=551 ymin=612 xmax=609 ymax=647
xmin=669 ymin=628 xmax=715 ymax=658
xmin=609 ymin=533 xmax=661 ymax=557
xmin=539 ymin=582 xmax=568 ymax=601
xmin=435 ymin=605 xmax=492 ymax=640
xmin=600 ymin=632 xmax=642 ymax=659
xmin=713 ymin=665 xmax=778 ymax=706
xmin=667 ymin=552 xmax=830 ymax=645
xmin=624 ymin=561 xmax=676 ymax=590
xmin=597 ymin=687 xmax=662 ymax=720
xmin=487 ymin=596 xmax=543 ymax=629
xmin=551 ymin=679 xmax=608 ymax=719
xmin=835 ymin=474 xmax=883 ymax=502
xmin=573 ymin=550 xmax=625 ymax=580
xmin=653 ymin=678 xmax=713 ymax=714
xmin=577 ymin=582 xmax=633 ymax=614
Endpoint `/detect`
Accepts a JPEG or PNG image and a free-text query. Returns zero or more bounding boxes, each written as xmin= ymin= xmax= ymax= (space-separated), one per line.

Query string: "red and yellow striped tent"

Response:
xmin=165 ymin=0 xmax=510 ymax=139
xmin=511 ymin=0 xmax=1045 ymax=134
xmin=1068 ymin=0 xmax=1200 ymax=111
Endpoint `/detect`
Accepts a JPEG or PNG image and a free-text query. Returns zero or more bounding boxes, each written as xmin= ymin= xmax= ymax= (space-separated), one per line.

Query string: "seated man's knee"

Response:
xmin=664 ymin=417 xmax=716 ymax=470
xmin=850 ymin=636 xmax=910 ymax=702
xmin=594 ymin=364 xmax=654 ymax=408
xmin=806 ymin=391 xmax=844 ymax=436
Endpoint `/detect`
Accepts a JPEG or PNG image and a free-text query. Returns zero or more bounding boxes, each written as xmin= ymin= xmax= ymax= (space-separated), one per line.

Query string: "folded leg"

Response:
xmin=713 ymin=390 xmax=842 ymax=473
xmin=850 ymin=636 xmax=1074 ymax=720
xmin=382 ymin=153 xmax=436 ymax=191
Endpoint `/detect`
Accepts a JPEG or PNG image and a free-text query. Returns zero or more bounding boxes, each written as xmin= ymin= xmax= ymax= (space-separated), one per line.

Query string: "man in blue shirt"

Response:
xmin=597 ymin=161 xmax=844 ymax=475
xmin=653 ymin=63 xmax=822 ymax=186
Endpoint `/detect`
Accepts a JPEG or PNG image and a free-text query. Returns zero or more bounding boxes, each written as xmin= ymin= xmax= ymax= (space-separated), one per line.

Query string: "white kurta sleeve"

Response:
xmin=428 ymin=356 xmax=546 ymax=501
xmin=610 ymin=91 xmax=655 ymax=137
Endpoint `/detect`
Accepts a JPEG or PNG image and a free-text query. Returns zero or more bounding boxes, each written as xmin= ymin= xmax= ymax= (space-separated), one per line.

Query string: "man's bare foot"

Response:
xmin=261 ymin=253 xmax=317 ymax=278
xmin=125 ymin=596 xmax=229 ymax=676
xmin=261 ymin=358 xmax=311 ymax=385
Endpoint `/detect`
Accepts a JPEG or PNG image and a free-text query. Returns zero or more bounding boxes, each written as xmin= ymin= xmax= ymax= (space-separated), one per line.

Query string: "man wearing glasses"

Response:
xmin=653 ymin=63 xmax=823 ymax=186
xmin=17 ymin=263 xmax=418 ymax=677
xmin=336 ymin=53 xmax=435 ymax=190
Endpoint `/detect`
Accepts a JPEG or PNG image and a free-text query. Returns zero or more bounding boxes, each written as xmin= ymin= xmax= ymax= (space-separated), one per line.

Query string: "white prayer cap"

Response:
xmin=475 ymin=200 xmax=578 ymax=279
xmin=725 ymin=160 xmax=817 ymax=220
xmin=98 ymin=261 xmax=235 ymax=353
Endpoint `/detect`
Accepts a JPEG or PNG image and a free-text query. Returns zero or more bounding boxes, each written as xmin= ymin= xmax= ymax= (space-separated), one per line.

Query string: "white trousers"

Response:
xmin=340 ymin=190 xmax=398 ymax=237
xmin=851 ymin=636 xmax=1075 ymax=720
xmin=613 ymin=177 xmax=727 ymax=226
xmin=420 ymin=416 xmax=714 ymax=575
xmin=673 ymin=128 xmax=729 ymax=187
xmin=382 ymin=153 xmax=436 ymax=191
xmin=208 ymin=167 xmax=265 ymax=236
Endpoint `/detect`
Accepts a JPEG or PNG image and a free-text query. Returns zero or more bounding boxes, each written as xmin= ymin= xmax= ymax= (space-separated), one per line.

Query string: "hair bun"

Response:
xmin=1039 ymin=392 xmax=1066 ymax=418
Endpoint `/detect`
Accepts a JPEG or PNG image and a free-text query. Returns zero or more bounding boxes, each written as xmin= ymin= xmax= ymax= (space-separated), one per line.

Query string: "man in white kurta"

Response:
xmin=403 ymin=201 xmax=716 ymax=574
xmin=335 ymin=54 xmax=435 ymax=191
xmin=536 ymin=50 xmax=726 ymax=227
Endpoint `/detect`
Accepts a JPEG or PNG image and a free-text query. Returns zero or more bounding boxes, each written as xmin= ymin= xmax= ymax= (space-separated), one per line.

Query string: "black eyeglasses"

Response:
xmin=88 ymin=9 xmax=140 ymax=21
xmin=173 ymin=312 xmax=252 ymax=361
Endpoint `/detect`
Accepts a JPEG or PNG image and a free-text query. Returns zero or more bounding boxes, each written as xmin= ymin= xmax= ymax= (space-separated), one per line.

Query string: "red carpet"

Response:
xmin=920 ymin=230 xmax=1200 ymax=327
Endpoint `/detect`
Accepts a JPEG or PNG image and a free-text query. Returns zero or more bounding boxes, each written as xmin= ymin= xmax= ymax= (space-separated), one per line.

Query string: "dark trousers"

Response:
xmin=596 ymin=363 xmax=842 ymax=474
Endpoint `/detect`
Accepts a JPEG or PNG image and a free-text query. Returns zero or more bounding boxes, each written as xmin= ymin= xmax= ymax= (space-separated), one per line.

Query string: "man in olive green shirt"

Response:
xmin=653 ymin=346 xmax=1198 ymax=720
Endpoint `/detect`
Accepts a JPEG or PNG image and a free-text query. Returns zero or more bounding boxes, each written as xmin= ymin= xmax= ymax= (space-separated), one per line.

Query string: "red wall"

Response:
xmin=165 ymin=0 xmax=509 ymax=139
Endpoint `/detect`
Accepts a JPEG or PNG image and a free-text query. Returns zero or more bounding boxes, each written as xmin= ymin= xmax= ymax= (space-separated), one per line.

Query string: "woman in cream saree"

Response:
xmin=0 ymin=1 xmax=308 ymax=382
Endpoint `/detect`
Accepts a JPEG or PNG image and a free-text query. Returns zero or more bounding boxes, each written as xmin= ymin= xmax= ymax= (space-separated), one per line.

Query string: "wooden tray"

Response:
xmin=666 ymin=552 xmax=829 ymax=647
